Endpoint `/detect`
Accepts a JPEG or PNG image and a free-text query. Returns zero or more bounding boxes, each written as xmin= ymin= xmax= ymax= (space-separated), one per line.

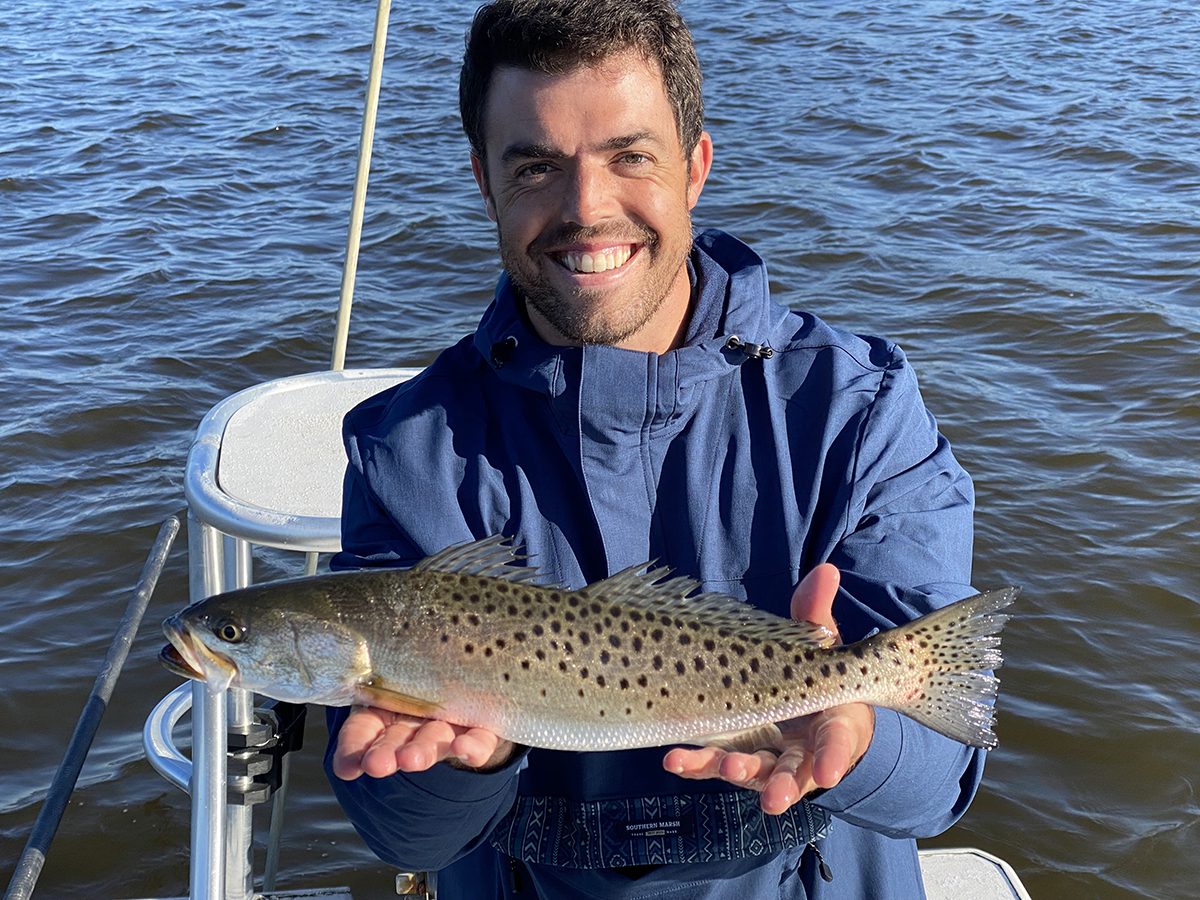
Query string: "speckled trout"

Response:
xmin=161 ymin=536 xmax=1016 ymax=751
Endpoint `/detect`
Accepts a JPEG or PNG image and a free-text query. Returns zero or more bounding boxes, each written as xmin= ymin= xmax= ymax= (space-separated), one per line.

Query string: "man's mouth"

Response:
xmin=553 ymin=244 xmax=636 ymax=274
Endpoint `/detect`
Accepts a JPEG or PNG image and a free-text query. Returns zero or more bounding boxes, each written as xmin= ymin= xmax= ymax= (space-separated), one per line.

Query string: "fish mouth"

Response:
xmin=161 ymin=616 xmax=237 ymax=691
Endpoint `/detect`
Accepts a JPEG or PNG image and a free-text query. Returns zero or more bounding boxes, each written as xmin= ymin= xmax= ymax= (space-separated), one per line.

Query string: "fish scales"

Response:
xmin=161 ymin=535 xmax=1017 ymax=752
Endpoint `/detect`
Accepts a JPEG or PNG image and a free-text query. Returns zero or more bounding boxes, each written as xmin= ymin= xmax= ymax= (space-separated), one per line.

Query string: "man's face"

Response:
xmin=473 ymin=51 xmax=712 ymax=354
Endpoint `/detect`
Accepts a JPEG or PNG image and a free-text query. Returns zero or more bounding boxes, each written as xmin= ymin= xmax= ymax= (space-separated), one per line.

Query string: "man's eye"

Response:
xmin=517 ymin=163 xmax=552 ymax=179
xmin=620 ymin=152 xmax=650 ymax=165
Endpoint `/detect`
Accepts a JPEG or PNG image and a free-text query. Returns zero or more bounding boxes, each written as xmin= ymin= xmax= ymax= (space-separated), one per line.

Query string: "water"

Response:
xmin=1 ymin=1 xmax=1196 ymax=896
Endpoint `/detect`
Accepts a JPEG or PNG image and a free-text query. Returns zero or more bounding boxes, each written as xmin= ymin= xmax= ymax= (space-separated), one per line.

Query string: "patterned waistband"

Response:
xmin=491 ymin=791 xmax=832 ymax=869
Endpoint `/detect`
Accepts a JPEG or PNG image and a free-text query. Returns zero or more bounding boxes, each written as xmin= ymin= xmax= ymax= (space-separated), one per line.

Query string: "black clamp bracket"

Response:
xmin=225 ymin=699 xmax=307 ymax=807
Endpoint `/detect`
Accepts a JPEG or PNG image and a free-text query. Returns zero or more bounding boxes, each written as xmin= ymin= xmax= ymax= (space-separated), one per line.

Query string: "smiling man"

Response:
xmin=324 ymin=2 xmax=987 ymax=898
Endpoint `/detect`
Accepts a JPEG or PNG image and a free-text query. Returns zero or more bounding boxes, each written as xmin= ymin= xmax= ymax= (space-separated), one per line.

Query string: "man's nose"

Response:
xmin=559 ymin=163 xmax=613 ymax=226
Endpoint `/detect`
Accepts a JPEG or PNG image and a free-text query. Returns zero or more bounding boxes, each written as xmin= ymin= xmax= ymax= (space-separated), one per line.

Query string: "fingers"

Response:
xmin=790 ymin=562 xmax=841 ymax=632
xmin=331 ymin=705 xmax=394 ymax=780
xmin=810 ymin=704 xmax=874 ymax=788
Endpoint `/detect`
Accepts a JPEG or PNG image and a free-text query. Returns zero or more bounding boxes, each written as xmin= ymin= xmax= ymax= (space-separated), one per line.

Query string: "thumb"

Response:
xmin=790 ymin=563 xmax=841 ymax=635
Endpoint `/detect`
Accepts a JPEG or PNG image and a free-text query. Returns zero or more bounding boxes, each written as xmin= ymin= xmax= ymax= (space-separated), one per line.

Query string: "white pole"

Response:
xmin=330 ymin=0 xmax=393 ymax=372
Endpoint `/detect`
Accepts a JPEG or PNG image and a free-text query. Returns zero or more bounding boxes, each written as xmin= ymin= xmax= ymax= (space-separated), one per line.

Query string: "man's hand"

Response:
xmin=331 ymin=706 xmax=516 ymax=780
xmin=662 ymin=563 xmax=875 ymax=815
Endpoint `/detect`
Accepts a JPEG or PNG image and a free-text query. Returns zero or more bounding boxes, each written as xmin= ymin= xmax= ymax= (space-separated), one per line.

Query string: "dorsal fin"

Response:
xmin=581 ymin=565 xmax=836 ymax=647
xmin=412 ymin=534 xmax=544 ymax=583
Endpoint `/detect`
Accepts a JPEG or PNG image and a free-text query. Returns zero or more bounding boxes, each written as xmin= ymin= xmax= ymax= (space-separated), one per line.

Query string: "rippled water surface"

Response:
xmin=1 ymin=1 xmax=1197 ymax=897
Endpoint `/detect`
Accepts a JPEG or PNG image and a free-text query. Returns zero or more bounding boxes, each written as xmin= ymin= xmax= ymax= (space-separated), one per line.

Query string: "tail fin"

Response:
xmin=883 ymin=587 xmax=1018 ymax=749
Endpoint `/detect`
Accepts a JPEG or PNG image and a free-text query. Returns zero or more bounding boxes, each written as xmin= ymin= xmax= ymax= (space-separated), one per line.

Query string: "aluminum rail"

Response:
xmin=4 ymin=516 xmax=180 ymax=900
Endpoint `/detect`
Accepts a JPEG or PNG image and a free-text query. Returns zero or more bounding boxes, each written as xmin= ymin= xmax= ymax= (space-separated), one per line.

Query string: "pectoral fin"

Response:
xmin=684 ymin=722 xmax=784 ymax=753
xmin=354 ymin=677 xmax=443 ymax=718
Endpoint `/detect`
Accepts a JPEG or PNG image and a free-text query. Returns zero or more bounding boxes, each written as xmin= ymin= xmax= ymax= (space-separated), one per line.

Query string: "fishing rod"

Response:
xmin=4 ymin=515 xmax=181 ymax=900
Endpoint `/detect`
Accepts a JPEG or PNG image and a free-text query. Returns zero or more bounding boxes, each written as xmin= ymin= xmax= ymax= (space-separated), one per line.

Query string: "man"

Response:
xmin=324 ymin=1 xmax=984 ymax=897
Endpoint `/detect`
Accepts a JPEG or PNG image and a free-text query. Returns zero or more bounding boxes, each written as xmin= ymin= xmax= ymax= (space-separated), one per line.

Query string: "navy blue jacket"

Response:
xmin=325 ymin=229 xmax=983 ymax=898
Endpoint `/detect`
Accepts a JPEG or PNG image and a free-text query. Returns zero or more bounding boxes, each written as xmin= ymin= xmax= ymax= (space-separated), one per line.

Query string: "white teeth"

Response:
xmin=560 ymin=246 xmax=633 ymax=274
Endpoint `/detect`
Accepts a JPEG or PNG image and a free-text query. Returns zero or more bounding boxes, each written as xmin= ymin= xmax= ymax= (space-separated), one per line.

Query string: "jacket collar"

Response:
xmin=471 ymin=229 xmax=787 ymax=432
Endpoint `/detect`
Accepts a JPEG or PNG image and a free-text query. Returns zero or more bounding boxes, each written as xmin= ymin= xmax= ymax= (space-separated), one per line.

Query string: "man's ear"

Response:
xmin=471 ymin=154 xmax=498 ymax=222
xmin=686 ymin=131 xmax=714 ymax=210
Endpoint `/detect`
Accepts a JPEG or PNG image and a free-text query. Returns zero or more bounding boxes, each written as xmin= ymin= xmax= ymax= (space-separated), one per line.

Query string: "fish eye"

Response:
xmin=214 ymin=619 xmax=246 ymax=643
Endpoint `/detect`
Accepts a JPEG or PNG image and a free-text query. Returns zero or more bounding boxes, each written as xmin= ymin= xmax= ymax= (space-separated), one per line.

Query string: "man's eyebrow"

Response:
xmin=499 ymin=132 xmax=663 ymax=165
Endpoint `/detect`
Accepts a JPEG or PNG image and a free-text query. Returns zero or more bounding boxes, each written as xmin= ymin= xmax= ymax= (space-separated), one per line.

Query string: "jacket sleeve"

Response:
xmin=810 ymin=345 xmax=988 ymax=838
xmin=323 ymin=436 xmax=528 ymax=869
xmin=323 ymin=706 xmax=528 ymax=871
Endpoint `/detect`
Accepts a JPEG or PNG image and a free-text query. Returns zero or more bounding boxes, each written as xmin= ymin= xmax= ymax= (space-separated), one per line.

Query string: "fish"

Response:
xmin=161 ymin=535 xmax=1017 ymax=752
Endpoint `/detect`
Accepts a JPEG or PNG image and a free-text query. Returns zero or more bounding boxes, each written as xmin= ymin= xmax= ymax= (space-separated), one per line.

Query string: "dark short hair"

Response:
xmin=460 ymin=0 xmax=704 ymax=160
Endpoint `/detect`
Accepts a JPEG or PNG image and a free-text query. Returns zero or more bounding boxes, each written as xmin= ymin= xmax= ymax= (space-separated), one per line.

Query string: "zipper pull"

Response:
xmin=806 ymin=841 xmax=834 ymax=883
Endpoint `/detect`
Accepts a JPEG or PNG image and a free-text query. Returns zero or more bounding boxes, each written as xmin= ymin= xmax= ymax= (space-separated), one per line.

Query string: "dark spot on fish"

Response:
xmin=625 ymin=707 xmax=632 ymax=716
xmin=646 ymin=700 xmax=654 ymax=710
xmin=514 ymin=631 xmax=526 ymax=642
xmin=631 ymin=636 xmax=643 ymax=652
xmin=496 ymin=583 xmax=509 ymax=595
xmin=621 ymin=655 xmax=630 ymax=667
xmin=753 ymin=692 xmax=761 ymax=704
xmin=721 ymin=674 xmax=733 ymax=689
xmin=651 ymin=629 xmax=664 ymax=642
xmin=783 ymin=665 xmax=793 ymax=680
xmin=503 ymin=672 xmax=510 ymax=682
xmin=609 ymin=635 xmax=621 ymax=648
xmin=675 ymin=660 xmax=686 ymax=675
xmin=749 ymin=658 xmax=760 ymax=673
xmin=905 ymin=633 xmax=914 ymax=641
xmin=484 ymin=647 xmax=493 ymax=657
xmin=599 ymin=709 xmax=605 ymax=717
xmin=551 ymin=621 xmax=562 ymax=633
xmin=696 ymin=693 xmax=705 ymax=703
xmin=507 ymin=605 xmax=519 ymax=616
xmin=770 ymin=686 xmax=779 ymax=696
xmin=836 ymin=661 xmax=847 ymax=675
xmin=630 ymin=611 xmax=642 ymax=622
xmin=568 ymin=595 xmax=580 ymax=607
xmin=851 ymin=646 xmax=864 ymax=659
xmin=694 ymin=657 xmax=705 ymax=672
xmin=580 ymin=667 xmax=589 ymax=679
xmin=703 ymin=638 xmax=715 ymax=651
xmin=620 ymin=620 xmax=630 ymax=633
xmin=451 ymin=614 xmax=461 ymax=626
xmin=763 ymin=645 xmax=774 ymax=659
xmin=591 ymin=602 xmax=603 ymax=614
xmin=468 ymin=613 xmax=481 ymax=626
xmin=678 ymin=633 xmax=691 ymax=646
xmin=564 ymin=610 xmax=576 ymax=623
xmin=464 ymin=643 xmax=474 ymax=654
xmin=731 ymin=643 xmax=745 ymax=656
xmin=596 ymin=675 xmax=607 ymax=688
xmin=725 ymin=701 xmax=733 ymax=711
xmin=739 ymin=669 xmax=750 ymax=684
xmin=484 ymin=603 xmax=496 ymax=614
xmin=440 ymin=634 xmax=449 ymax=643
xmin=559 ymin=661 xmax=568 ymax=672
xmin=593 ymin=622 xmax=604 ymax=635
xmin=717 ymin=654 xmax=729 ymax=668
xmin=452 ymin=592 xmax=464 ymax=603
xmin=860 ymin=666 xmax=869 ymax=675
xmin=533 ymin=624 xmax=544 ymax=637
xmin=496 ymin=638 xmax=507 ymax=650
xmin=540 ymin=688 xmax=547 ymax=697
xmin=578 ymin=688 xmax=585 ymax=697
xmin=600 ymin=650 xmax=611 ymax=664
xmin=661 ymin=686 xmax=670 ymax=697
xmin=564 ymin=641 xmax=574 ymax=654
xmin=579 ymin=632 xmax=591 ymax=646
xmin=637 ymin=675 xmax=648 ymax=687
xmin=820 ymin=664 xmax=832 ymax=678
xmin=535 ymin=649 xmax=546 ymax=661
xmin=521 ymin=660 xmax=530 ymax=670
xmin=803 ymin=649 xmax=816 ymax=662
xmin=619 ymin=678 xmax=629 ymax=690
xmin=805 ymin=675 xmax=815 ymax=688
xmin=653 ymin=656 xmax=664 ymax=671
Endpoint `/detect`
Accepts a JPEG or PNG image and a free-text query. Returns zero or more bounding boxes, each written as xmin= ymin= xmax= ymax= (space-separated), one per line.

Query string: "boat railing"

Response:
xmin=143 ymin=368 xmax=418 ymax=900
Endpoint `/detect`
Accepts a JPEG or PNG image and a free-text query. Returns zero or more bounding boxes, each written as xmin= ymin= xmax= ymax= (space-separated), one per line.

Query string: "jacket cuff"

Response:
xmin=389 ymin=748 xmax=530 ymax=804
